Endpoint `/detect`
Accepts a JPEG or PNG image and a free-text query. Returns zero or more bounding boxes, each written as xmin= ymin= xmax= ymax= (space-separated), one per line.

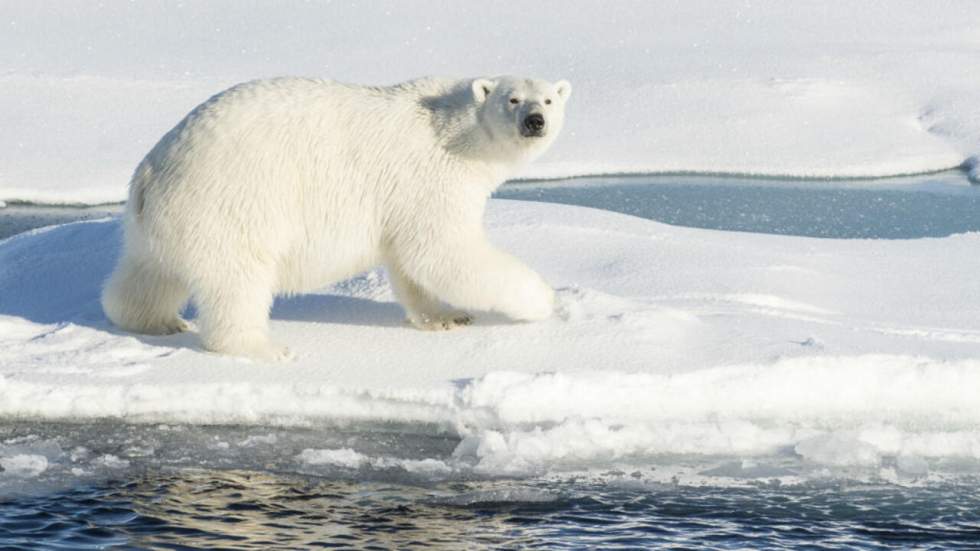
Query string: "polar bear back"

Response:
xmin=125 ymin=77 xmax=497 ymax=293
xmin=138 ymin=77 xmax=453 ymax=209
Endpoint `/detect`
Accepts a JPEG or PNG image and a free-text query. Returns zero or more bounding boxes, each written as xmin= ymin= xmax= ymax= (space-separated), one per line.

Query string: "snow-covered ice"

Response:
xmin=2 ymin=1 xmax=980 ymax=204
xmin=1 ymin=200 xmax=978 ymax=478
xmin=0 ymin=454 xmax=48 ymax=478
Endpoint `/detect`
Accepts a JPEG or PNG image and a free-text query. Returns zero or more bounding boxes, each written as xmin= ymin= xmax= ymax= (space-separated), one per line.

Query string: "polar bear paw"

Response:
xmin=408 ymin=311 xmax=473 ymax=331
xmin=203 ymin=332 xmax=295 ymax=362
xmin=231 ymin=341 xmax=294 ymax=362
xmin=159 ymin=317 xmax=191 ymax=335
xmin=504 ymin=276 xmax=556 ymax=322
xmin=120 ymin=317 xmax=190 ymax=336
xmin=250 ymin=342 xmax=295 ymax=362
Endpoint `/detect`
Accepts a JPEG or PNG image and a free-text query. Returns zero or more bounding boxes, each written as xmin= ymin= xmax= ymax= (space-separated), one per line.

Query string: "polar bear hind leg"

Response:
xmin=191 ymin=271 xmax=293 ymax=361
xmin=102 ymin=253 xmax=191 ymax=335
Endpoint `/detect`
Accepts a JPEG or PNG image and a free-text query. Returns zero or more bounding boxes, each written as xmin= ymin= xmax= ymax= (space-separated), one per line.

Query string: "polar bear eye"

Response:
xmin=509 ymin=98 xmax=519 ymax=104
xmin=545 ymin=99 xmax=552 ymax=105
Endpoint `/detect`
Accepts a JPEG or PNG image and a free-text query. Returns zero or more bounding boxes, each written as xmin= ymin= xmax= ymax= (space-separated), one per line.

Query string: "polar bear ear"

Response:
xmin=555 ymin=80 xmax=572 ymax=100
xmin=472 ymin=78 xmax=496 ymax=103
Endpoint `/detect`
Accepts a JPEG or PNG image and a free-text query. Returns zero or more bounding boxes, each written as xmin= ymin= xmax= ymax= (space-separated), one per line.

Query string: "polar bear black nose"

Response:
xmin=523 ymin=114 xmax=545 ymax=132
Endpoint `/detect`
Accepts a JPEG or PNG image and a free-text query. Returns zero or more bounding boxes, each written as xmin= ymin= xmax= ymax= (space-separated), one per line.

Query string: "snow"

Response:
xmin=2 ymin=1 xmax=980 ymax=204
xmin=295 ymin=448 xmax=453 ymax=475
xmin=795 ymin=433 xmax=883 ymax=468
xmin=0 ymin=454 xmax=48 ymax=478
xmin=90 ymin=454 xmax=130 ymax=470
xmin=297 ymin=448 xmax=368 ymax=469
xmin=1 ymin=200 xmax=978 ymax=477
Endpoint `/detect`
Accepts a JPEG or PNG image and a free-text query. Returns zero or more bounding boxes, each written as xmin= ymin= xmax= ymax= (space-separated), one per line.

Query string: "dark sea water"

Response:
xmin=3 ymin=172 xmax=980 ymax=549
xmin=6 ymin=469 xmax=980 ymax=550
xmin=3 ymin=422 xmax=980 ymax=550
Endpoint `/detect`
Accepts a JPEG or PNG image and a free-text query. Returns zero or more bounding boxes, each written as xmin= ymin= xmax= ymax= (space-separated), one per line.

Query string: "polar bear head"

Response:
xmin=470 ymin=76 xmax=571 ymax=162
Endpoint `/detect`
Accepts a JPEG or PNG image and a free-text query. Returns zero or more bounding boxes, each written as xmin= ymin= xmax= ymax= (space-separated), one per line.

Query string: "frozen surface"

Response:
xmin=2 ymin=1 xmax=980 ymax=204
xmin=1 ymin=200 xmax=979 ymax=481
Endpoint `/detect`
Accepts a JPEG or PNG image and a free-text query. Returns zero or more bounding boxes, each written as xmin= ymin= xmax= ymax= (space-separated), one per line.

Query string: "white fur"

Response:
xmin=101 ymin=76 xmax=571 ymax=360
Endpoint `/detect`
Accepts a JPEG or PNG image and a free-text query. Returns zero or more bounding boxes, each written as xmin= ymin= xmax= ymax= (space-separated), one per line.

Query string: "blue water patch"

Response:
xmin=496 ymin=171 xmax=980 ymax=239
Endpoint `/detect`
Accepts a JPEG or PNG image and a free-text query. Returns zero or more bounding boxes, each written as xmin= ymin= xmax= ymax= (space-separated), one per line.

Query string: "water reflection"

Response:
xmin=5 ymin=468 xmax=980 ymax=549
xmin=125 ymin=470 xmax=523 ymax=549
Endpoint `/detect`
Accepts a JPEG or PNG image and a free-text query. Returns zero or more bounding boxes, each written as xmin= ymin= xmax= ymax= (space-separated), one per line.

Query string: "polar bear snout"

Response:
xmin=522 ymin=113 xmax=546 ymax=137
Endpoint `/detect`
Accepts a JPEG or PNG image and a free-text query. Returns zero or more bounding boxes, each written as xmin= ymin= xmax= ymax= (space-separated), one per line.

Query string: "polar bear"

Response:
xmin=101 ymin=76 xmax=571 ymax=360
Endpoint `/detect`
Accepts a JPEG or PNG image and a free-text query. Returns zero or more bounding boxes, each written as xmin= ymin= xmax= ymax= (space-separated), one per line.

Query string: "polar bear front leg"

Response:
xmin=392 ymin=230 xmax=555 ymax=323
xmin=479 ymin=254 xmax=556 ymax=322
xmin=387 ymin=263 xmax=472 ymax=330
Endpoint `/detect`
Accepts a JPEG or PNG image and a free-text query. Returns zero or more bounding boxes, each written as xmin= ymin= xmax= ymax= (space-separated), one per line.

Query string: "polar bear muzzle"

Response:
xmin=521 ymin=113 xmax=547 ymax=137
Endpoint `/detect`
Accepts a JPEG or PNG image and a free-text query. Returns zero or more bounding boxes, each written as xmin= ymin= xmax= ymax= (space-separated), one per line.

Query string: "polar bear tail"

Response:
xmin=129 ymin=161 xmax=153 ymax=218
